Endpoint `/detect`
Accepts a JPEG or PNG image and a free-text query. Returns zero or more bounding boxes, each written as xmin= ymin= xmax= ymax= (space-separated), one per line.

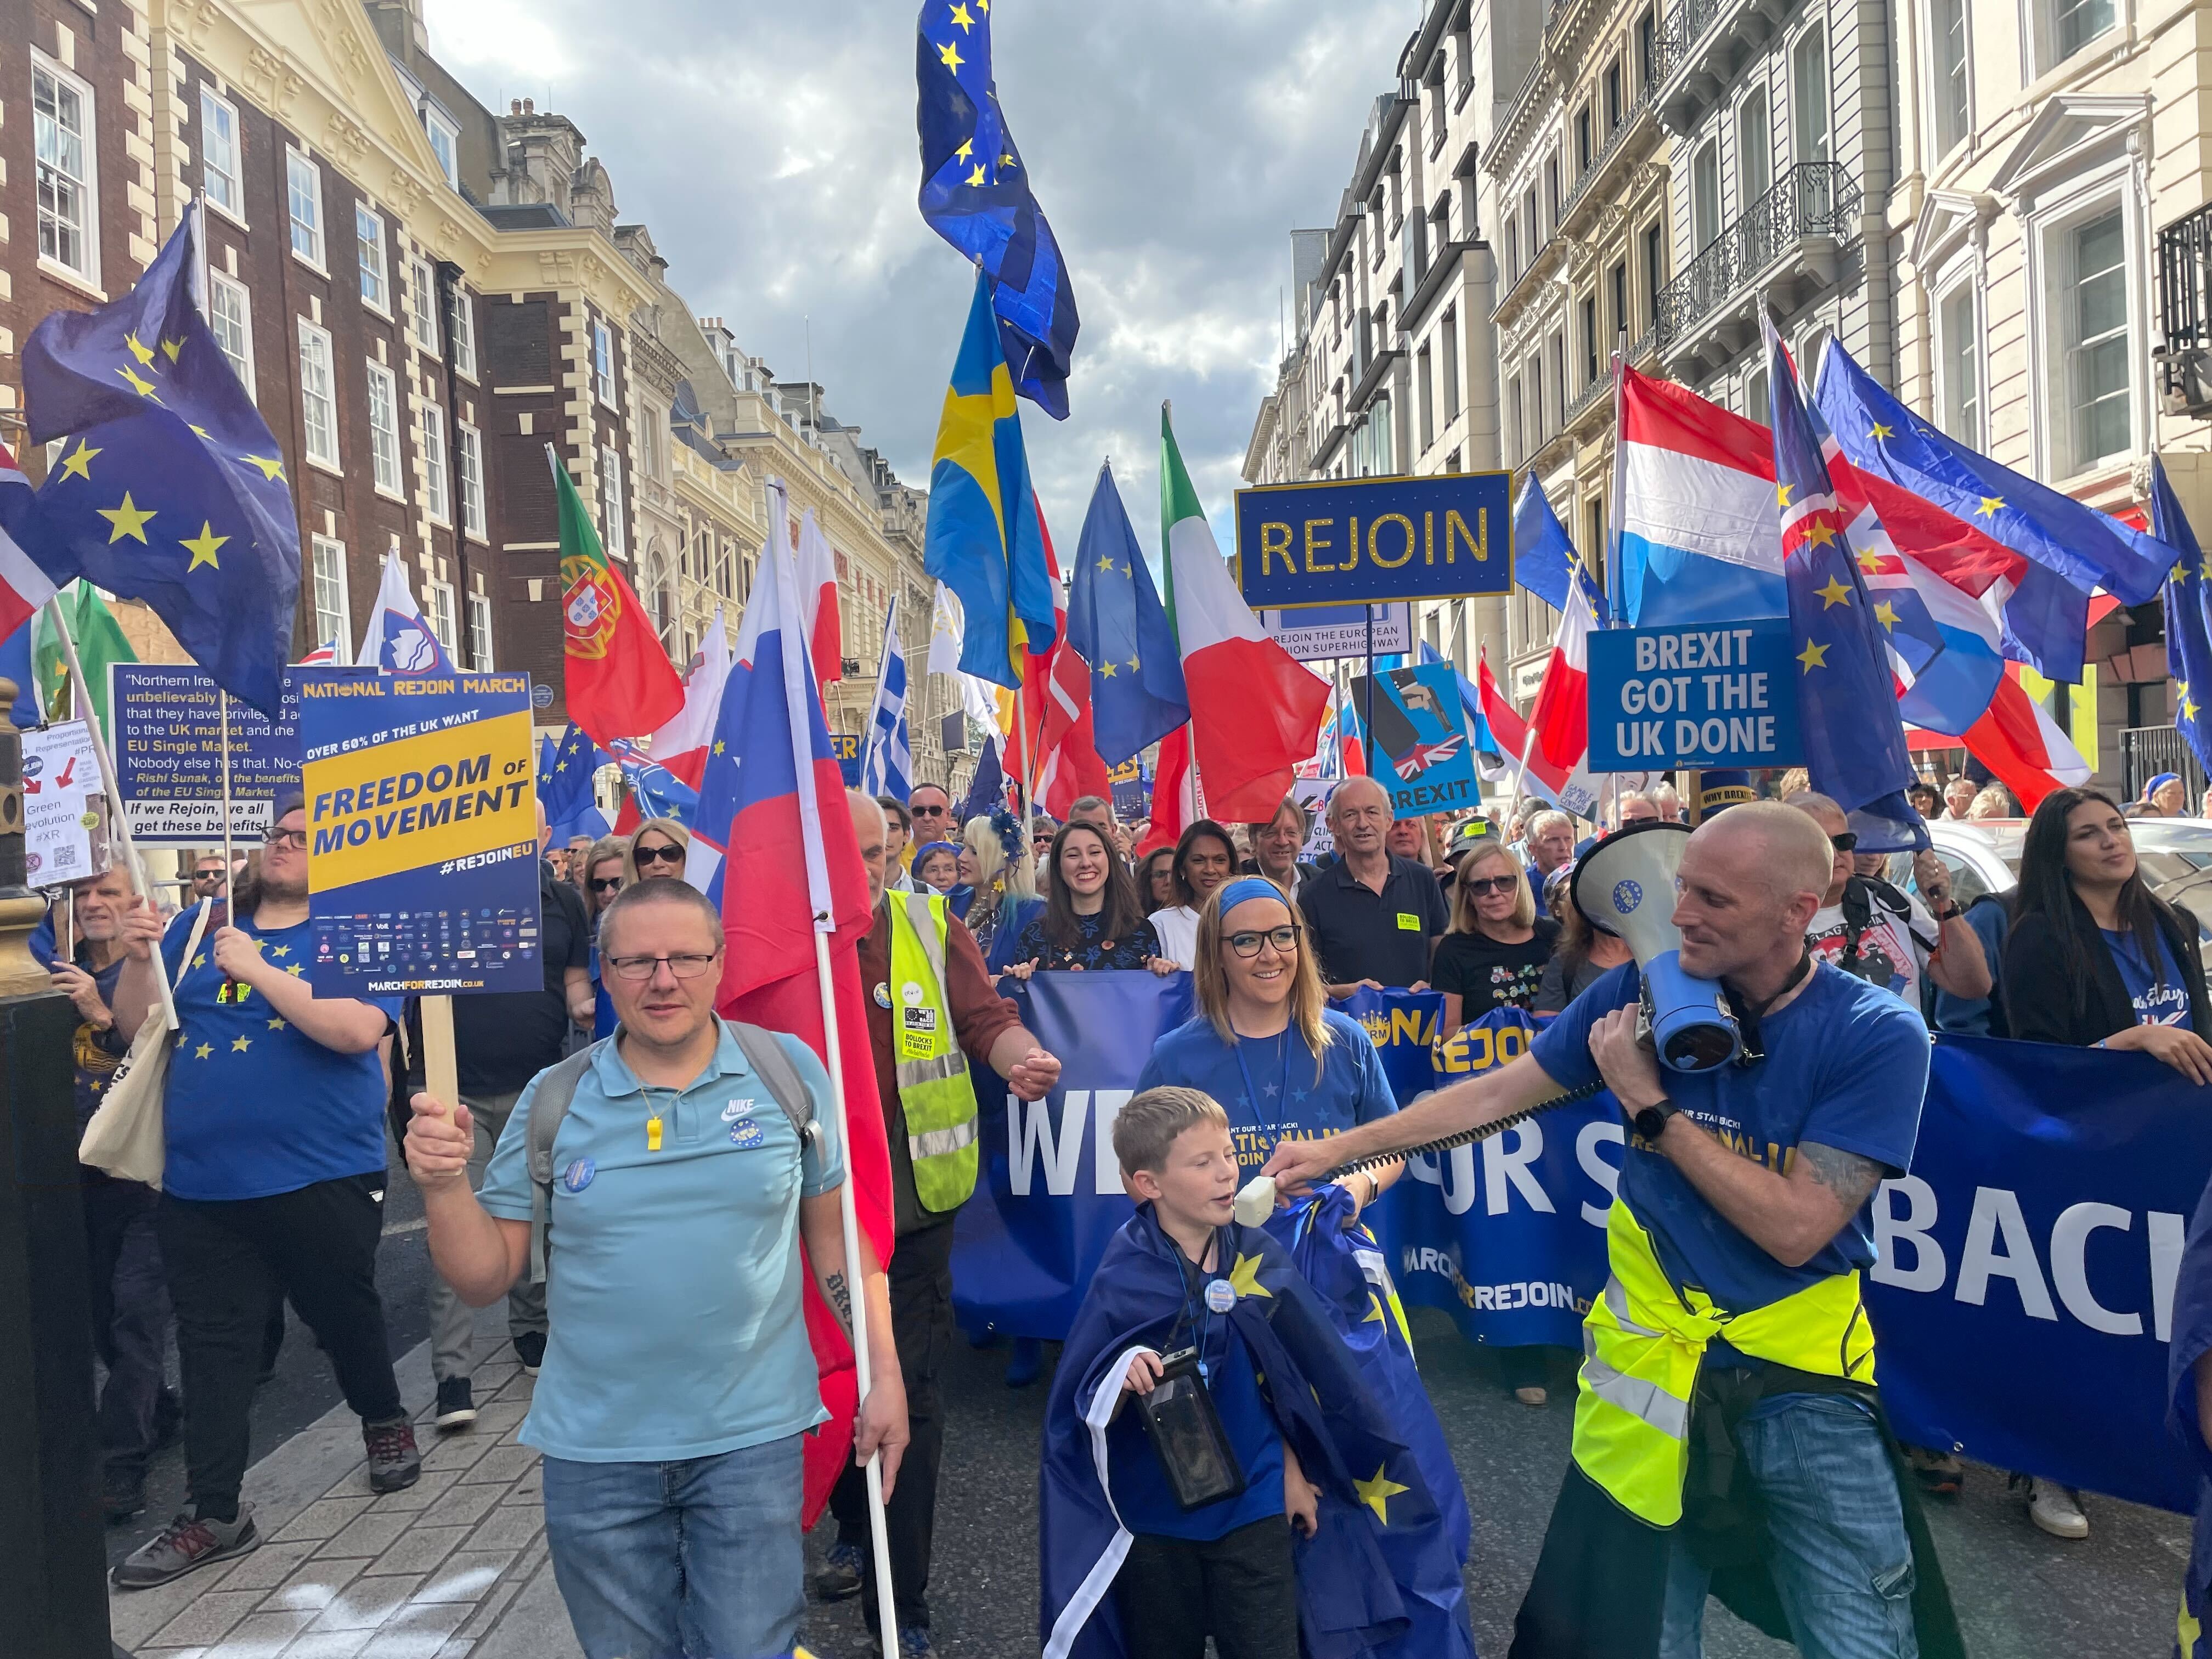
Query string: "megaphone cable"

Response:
xmin=1317 ymin=1076 xmax=1610 ymax=1178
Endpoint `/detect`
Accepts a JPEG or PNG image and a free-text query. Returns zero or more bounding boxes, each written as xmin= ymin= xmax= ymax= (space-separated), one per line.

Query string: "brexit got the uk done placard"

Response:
xmin=298 ymin=673 xmax=542 ymax=996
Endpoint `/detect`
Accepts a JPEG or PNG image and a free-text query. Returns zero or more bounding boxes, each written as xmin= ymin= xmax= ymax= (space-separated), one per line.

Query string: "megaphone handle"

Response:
xmin=1320 ymin=1077 xmax=1611 ymax=1181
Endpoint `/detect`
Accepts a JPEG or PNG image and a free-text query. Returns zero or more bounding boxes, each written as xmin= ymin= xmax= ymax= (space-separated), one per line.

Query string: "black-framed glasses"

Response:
xmin=633 ymin=842 xmax=685 ymax=866
xmin=605 ymin=950 xmax=721 ymax=982
xmin=263 ymin=828 xmax=308 ymax=850
xmin=590 ymin=876 xmax=623 ymax=893
xmin=1464 ymin=874 xmax=1518 ymax=896
xmin=1226 ymin=925 xmax=1301 ymax=958
xmin=1830 ymin=832 xmax=1859 ymax=853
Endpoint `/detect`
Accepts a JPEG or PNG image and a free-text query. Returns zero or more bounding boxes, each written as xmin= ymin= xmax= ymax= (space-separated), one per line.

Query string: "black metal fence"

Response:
xmin=2120 ymin=725 xmax=2205 ymax=811
xmin=1655 ymin=163 xmax=1860 ymax=350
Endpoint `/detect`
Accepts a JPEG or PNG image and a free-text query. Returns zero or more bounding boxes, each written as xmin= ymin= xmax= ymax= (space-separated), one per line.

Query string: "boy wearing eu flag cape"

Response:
xmin=1040 ymin=1086 xmax=1465 ymax=1659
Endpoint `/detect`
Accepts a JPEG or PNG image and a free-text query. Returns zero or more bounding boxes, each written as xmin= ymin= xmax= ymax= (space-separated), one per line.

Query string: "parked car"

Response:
xmin=1908 ymin=817 xmax=2212 ymax=936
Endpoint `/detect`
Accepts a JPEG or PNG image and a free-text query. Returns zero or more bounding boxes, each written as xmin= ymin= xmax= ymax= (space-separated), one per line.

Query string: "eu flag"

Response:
xmin=923 ymin=273 xmax=1058 ymax=689
xmin=1511 ymin=471 xmax=1609 ymax=625
xmin=1766 ymin=319 xmax=1926 ymax=853
xmin=915 ymin=0 xmax=1080 ymax=418
xmin=1066 ymin=462 xmax=1187 ymax=766
xmin=24 ymin=205 xmax=300 ymax=716
xmin=2155 ymin=459 xmax=2212 ymax=782
xmin=537 ymin=722 xmax=611 ymax=844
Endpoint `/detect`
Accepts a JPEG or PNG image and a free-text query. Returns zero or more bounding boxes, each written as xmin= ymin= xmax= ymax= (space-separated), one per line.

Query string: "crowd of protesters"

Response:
xmin=48 ymin=754 xmax=2212 ymax=1658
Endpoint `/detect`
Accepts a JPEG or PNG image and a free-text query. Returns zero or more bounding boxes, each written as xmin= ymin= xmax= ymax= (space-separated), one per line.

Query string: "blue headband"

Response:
xmin=913 ymin=841 xmax=961 ymax=862
xmin=2147 ymin=772 xmax=2181 ymax=797
xmin=1216 ymin=877 xmax=1289 ymax=917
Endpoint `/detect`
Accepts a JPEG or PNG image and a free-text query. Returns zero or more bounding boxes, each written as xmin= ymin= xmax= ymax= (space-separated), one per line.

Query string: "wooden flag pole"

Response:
xmin=43 ymin=596 xmax=177 ymax=1029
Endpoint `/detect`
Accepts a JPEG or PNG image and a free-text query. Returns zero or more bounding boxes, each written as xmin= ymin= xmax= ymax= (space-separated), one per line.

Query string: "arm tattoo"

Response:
xmin=1798 ymin=1142 xmax=1886 ymax=1212
xmin=824 ymin=1269 xmax=853 ymax=1333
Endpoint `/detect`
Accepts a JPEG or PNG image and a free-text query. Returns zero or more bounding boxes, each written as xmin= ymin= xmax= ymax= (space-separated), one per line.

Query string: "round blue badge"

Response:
xmin=874 ymin=982 xmax=893 ymax=1008
xmin=561 ymin=1157 xmax=596 ymax=1193
xmin=729 ymin=1119 xmax=765 ymax=1149
xmin=1204 ymin=1278 xmax=1237 ymax=1313
xmin=1613 ymin=878 xmax=1644 ymax=915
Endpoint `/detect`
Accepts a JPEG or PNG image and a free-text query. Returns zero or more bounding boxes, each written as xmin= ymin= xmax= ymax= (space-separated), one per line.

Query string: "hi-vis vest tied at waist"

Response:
xmin=1574 ymin=1198 xmax=1876 ymax=1526
xmin=887 ymin=890 xmax=981 ymax=1211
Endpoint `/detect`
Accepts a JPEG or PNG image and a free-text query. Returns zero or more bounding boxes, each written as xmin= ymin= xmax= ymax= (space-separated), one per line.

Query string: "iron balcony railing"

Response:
xmin=1562 ymin=91 xmax=1654 ymax=221
xmin=2158 ymin=200 xmax=2212 ymax=351
xmin=1654 ymin=0 xmax=1724 ymax=84
xmin=1655 ymin=163 xmax=1860 ymax=349
xmin=1565 ymin=368 xmax=1615 ymax=425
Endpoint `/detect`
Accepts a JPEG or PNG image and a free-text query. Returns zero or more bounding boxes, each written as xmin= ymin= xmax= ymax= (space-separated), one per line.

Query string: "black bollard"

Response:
xmin=0 ymin=674 xmax=115 ymax=1659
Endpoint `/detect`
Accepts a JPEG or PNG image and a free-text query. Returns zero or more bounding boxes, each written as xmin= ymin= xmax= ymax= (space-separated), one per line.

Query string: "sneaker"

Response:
xmin=112 ymin=1506 xmax=258 ymax=1588
xmin=871 ymin=1626 xmax=937 ymax=1659
xmin=1513 ymin=1385 xmax=1549 ymax=1408
xmin=364 ymin=1417 xmax=422 ymax=1494
xmin=1909 ymin=1447 xmax=1966 ymax=1497
xmin=513 ymin=1331 xmax=546 ymax=1375
xmin=2027 ymin=1477 xmax=2089 ymax=1539
xmin=814 ymin=1538 xmax=864 ymax=1602
xmin=102 ymin=1469 xmax=146 ymax=1525
xmin=433 ymin=1375 xmax=477 ymax=1431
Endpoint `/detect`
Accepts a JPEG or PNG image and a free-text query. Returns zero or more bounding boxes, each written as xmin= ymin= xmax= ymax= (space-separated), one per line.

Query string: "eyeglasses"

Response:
xmin=263 ymin=828 xmax=308 ymax=850
xmin=605 ymin=951 xmax=720 ymax=982
xmin=1464 ymin=874 xmax=1518 ymax=896
xmin=1830 ymin=832 xmax=1859 ymax=853
xmin=590 ymin=876 xmax=624 ymax=893
xmin=1226 ymin=925 xmax=1301 ymax=957
xmin=633 ymin=842 xmax=685 ymax=866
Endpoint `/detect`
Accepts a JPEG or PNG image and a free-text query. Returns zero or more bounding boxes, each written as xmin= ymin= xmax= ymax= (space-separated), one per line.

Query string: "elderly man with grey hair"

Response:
xmin=1652 ymin=781 xmax=1684 ymax=822
xmin=1267 ymin=800 xmax=1961 ymax=1656
xmin=1787 ymin=791 xmax=1989 ymax=1012
xmin=1296 ymin=775 xmax=1449 ymax=996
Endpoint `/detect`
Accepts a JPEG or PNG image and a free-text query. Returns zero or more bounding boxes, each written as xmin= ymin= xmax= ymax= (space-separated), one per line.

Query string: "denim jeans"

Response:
xmin=1659 ymin=1391 xmax=1918 ymax=1659
xmin=541 ymin=1435 xmax=806 ymax=1659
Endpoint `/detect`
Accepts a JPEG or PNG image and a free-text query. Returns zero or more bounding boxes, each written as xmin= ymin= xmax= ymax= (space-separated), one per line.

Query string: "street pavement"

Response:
xmin=109 ymin=1144 xmax=2188 ymax=1657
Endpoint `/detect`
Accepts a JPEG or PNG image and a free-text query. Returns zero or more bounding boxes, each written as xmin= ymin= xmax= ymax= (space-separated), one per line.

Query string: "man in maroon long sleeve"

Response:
xmin=825 ymin=791 xmax=1060 ymax=1656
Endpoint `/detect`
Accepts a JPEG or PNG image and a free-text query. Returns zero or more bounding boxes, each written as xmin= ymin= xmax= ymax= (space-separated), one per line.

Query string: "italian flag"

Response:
xmin=1159 ymin=407 xmax=1329 ymax=825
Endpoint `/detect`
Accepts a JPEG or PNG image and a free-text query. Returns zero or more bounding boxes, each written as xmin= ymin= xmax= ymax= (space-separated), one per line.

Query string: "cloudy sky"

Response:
xmin=420 ymin=0 xmax=1417 ymax=560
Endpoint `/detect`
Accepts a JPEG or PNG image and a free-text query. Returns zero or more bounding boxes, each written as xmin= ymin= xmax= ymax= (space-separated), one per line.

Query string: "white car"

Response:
xmin=1911 ymin=816 xmax=2212 ymax=935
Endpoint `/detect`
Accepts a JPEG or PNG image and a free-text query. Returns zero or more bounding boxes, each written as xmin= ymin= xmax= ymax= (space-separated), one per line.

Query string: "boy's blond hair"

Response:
xmin=1112 ymin=1086 xmax=1229 ymax=1180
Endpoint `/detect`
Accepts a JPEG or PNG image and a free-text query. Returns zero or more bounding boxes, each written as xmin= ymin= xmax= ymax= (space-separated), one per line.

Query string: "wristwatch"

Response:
xmin=1932 ymin=899 xmax=1963 ymax=922
xmin=1630 ymin=1097 xmax=1680 ymax=1143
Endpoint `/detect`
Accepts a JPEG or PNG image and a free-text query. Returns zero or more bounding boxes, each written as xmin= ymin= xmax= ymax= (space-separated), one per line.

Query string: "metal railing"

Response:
xmin=1654 ymin=0 xmax=1725 ymax=84
xmin=1655 ymin=163 xmax=1860 ymax=348
xmin=2122 ymin=726 xmax=2204 ymax=809
xmin=2159 ymin=201 xmax=2212 ymax=350
xmin=1565 ymin=369 xmax=1615 ymax=425
xmin=1562 ymin=91 xmax=1654 ymax=220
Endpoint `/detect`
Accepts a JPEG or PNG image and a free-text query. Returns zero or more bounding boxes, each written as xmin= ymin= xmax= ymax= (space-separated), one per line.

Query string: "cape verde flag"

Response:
xmin=684 ymin=476 xmax=891 ymax=1528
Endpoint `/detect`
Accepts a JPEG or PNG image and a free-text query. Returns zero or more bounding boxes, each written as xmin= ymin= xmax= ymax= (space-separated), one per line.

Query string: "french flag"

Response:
xmin=793 ymin=504 xmax=843 ymax=698
xmin=1528 ymin=567 xmax=1598 ymax=771
xmin=685 ymin=478 xmax=890 ymax=1528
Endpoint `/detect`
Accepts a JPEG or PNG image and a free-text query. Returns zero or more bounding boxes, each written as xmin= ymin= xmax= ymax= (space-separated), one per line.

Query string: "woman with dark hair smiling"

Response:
xmin=1005 ymin=822 xmax=1176 ymax=978
xmin=1147 ymin=819 xmax=1238 ymax=970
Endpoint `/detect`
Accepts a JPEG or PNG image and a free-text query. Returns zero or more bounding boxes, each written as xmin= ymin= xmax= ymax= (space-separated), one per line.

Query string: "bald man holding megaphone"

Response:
xmin=1261 ymin=800 xmax=1964 ymax=1658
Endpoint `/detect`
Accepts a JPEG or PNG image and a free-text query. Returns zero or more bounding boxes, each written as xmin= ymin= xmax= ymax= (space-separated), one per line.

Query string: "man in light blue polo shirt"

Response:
xmin=405 ymin=878 xmax=908 ymax=1659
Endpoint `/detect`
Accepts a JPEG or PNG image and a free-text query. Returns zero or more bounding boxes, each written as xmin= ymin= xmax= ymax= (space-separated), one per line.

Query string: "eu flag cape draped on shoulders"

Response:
xmin=1039 ymin=1203 xmax=1464 ymax=1659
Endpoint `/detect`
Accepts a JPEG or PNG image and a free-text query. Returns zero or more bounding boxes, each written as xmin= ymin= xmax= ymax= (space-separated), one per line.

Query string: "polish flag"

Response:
xmin=793 ymin=505 xmax=842 ymax=697
xmin=1528 ymin=575 xmax=1595 ymax=770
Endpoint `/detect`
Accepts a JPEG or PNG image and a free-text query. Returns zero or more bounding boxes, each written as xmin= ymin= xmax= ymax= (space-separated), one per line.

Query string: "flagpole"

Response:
xmin=218 ymin=690 xmax=236 ymax=897
xmin=1502 ymin=724 xmax=1539 ymax=833
xmin=42 ymin=595 xmax=177 ymax=1030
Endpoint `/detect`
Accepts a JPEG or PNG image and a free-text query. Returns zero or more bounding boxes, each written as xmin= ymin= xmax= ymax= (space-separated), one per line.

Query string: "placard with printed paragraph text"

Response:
xmin=298 ymin=672 xmax=543 ymax=997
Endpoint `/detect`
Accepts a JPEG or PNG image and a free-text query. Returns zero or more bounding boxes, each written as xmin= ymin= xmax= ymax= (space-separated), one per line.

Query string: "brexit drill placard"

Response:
xmin=298 ymin=673 xmax=541 ymax=996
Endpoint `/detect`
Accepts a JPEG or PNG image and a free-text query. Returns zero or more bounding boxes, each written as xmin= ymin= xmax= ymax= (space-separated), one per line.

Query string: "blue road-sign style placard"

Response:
xmin=1234 ymin=473 xmax=1514 ymax=611
xmin=1585 ymin=618 xmax=1803 ymax=771
xmin=1348 ymin=662 xmax=1480 ymax=817
xmin=299 ymin=672 xmax=542 ymax=996
xmin=112 ymin=663 xmax=377 ymax=845
xmin=831 ymin=731 xmax=862 ymax=788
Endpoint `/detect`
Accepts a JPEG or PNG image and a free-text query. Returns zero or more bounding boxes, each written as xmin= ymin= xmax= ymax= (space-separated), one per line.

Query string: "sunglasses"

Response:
xmin=1464 ymin=874 xmax=1518 ymax=895
xmin=633 ymin=842 xmax=685 ymax=866
xmin=911 ymin=803 xmax=951 ymax=817
xmin=1830 ymin=832 xmax=1859 ymax=853
xmin=590 ymin=876 xmax=623 ymax=893
xmin=1226 ymin=925 xmax=1301 ymax=958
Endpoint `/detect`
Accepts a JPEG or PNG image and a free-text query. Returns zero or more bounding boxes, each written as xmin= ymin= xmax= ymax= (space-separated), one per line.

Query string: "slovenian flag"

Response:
xmin=684 ymin=475 xmax=891 ymax=1527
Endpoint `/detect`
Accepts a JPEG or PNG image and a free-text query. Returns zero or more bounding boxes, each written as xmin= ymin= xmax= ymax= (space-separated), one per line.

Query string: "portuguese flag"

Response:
xmin=550 ymin=446 xmax=684 ymax=746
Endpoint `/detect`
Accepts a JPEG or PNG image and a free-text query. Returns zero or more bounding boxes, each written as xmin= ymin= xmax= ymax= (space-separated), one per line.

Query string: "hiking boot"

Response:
xmin=102 ymin=1468 xmax=146 ymax=1525
xmin=814 ymin=1538 xmax=864 ymax=1602
xmin=112 ymin=1506 xmax=258 ymax=1588
xmin=364 ymin=1417 xmax=421 ymax=1494
xmin=513 ymin=1331 xmax=546 ymax=1375
xmin=433 ymin=1375 xmax=477 ymax=1431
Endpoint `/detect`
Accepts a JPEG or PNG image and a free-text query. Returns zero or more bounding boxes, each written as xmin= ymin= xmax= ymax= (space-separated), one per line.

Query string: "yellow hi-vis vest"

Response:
xmin=887 ymin=890 xmax=981 ymax=1212
xmin=1573 ymin=1198 xmax=1876 ymax=1526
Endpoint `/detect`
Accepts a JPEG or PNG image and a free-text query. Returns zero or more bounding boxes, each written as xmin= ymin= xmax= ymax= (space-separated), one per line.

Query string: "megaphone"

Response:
xmin=1570 ymin=820 xmax=1741 ymax=1073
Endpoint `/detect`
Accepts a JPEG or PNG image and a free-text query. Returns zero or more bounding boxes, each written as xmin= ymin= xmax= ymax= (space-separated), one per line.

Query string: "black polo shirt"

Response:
xmin=452 ymin=859 xmax=590 ymax=1096
xmin=1296 ymin=854 xmax=1449 ymax=989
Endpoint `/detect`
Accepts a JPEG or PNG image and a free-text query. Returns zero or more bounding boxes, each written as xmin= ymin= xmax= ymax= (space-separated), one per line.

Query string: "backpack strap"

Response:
xmin=526 ymin=1042 xmax=603 ymax=1286
xmin=722 ymin=1019 xmax=818 ymax=1148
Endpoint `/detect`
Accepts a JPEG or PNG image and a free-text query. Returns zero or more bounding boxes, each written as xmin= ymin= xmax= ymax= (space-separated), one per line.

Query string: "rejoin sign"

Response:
xmin=1584 ymin=617 xmax=1803 ymax=771
xmin=1234 ymin=473 xmax=1514 ymax=611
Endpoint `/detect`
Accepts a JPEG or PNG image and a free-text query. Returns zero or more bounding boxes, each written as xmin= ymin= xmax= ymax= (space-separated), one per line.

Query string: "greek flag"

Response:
xmin=861 ymin=594 xmax=911 ymax=802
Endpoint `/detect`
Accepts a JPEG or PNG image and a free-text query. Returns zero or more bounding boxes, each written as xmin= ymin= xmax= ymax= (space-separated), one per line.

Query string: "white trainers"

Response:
xmin=2027 ymin=1477 xmax=2089 ymax=1539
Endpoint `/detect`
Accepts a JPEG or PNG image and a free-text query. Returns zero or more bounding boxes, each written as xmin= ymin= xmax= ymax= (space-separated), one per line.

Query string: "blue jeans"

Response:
xmin=541 ymin=1435 xmax=806 ymax=1659
xmin=1658 ymin=1392 xmax=1917 ymax=1659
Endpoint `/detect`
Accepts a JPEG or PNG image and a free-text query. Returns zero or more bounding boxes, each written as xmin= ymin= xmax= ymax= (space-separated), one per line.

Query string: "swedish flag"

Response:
xmin=923 ymin=272 xmax=1057 ymax=690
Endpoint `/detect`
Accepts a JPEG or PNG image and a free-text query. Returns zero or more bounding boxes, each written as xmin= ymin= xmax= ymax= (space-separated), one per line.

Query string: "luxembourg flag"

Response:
xmin=1617 ymin=364 xmax=1786 ymax=624
xmin=684 ymin=476 xmax=890 ymax=1528
xmin=794 ymin=504 xmax=843 ymax=697
xmin=1528 ymin=568 xmax=1597 ymax=770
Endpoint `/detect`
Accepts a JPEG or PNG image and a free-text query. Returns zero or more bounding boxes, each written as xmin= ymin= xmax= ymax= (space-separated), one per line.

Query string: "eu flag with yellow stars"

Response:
xmin=23 ymin=204 xmax=300 ymax=716
xmin=2155 ymin=458 xmax=2212 ymax=782
xmin=915 ymin=0 xmax=1080 ymax=418
xmin=1066 ymin=461 xmax=1187 ymax=766
xmin=1767 ymin=317 xmax=1926 ymax=853
xmin=537 ymin=722 xmax=612 ymax=845
xmin=923 ymin=271 xmax=1057 ymax=690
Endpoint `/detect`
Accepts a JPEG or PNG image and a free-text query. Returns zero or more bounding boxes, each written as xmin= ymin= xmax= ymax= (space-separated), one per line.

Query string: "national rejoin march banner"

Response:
xmin=951 ymin=977 xmax=2212 ymax=1513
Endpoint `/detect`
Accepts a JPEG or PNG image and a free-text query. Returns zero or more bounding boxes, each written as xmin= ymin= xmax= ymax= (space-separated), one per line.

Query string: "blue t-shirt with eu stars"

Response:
xmin=1531 ymin=960 xmax=1929 ymax=1315
xmin=477 ymin=1023 xmax=845 ymax=1464
xmin=159 ymin=909 xmax=404 ymax=1203
xmin=1136 ymin=1008 xmax=1398 ymax=1175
